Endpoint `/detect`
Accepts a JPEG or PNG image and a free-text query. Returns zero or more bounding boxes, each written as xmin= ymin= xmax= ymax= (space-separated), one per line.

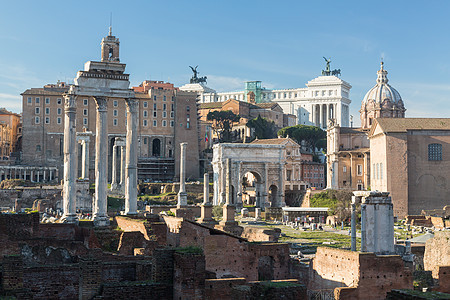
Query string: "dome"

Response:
xmin=362 ymin=62 xmax=403 ymax=106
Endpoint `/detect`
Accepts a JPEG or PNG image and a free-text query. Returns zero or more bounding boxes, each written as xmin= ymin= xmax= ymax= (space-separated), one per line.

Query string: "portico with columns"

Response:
xmin=111 ymin=137 xmax=126 ymax=192
xmin=61 ymin=28 xmax=138 ymax=225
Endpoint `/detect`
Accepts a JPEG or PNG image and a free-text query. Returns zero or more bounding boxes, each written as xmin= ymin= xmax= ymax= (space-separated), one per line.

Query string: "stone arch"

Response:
xmin=268 ymin=184 xmax=278 ymax=207
xmin=242 ymin=170 xmax=263 ymax=207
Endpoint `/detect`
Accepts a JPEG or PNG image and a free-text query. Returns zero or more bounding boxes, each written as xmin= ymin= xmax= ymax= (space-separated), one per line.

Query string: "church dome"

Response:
xmin=362 ymin=62 xmax=403 ymax=106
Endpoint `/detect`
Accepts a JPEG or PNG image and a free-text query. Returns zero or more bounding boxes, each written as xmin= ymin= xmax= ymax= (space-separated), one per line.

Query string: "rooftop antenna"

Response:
xmin=109 ymin=12 xmax=112 ymax=35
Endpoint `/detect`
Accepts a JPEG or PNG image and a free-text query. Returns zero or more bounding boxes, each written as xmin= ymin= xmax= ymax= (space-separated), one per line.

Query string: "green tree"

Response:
xmin=310 ymin=190 xmax=355 ymax=223
xmin=246 ymin=115 xmax=278 ymax=140
xmin=277 ymin=125 xmax=326 ymax=153
xmin=207 ymin=110 xmax=240 ymax=142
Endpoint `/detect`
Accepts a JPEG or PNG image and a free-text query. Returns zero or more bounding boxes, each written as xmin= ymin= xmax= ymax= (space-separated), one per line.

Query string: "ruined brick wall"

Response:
xmin=434 ymin=266 xmax=450 ymax=293
xmin=424 ymin=231 xmax=450 ymax=278
xmin=101 ymin=282 xmax=171 ymax=300
xmin=204 ymin=278 xmax=247 ymax=300
xmin=24 ymin=265 xmax=79 ymax=299
xmin=310 ymin=247 xmax=412 ymax=299
xmin=309 ymin=247 xmax=360 ymax=290
xmin=0 ymin=188 xmax=62 ymax=209
xmin=241 ymin=227 xmax=281 ymax=242
xmin=173 ymin=252 xmax=205 ymax=300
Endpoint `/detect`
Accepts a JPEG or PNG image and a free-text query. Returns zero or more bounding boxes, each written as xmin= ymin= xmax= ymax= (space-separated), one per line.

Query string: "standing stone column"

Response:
xmin=61 ymin=94 xmax=78 ymax=224
xmin=199 ymin=172 xmax=215 ymax=225
xmin=82 ymin=139 xmax=90 ymax=180
xmin=93 ymin=96 xmax=109 ymax=226
xmin=111 ymin=143 xmax=118 ymax=191
xmin=120 ymin=144 xmax=126 ymax=191
xmin=125 ymin=98 xmax=139 ymax=215
xmin=220 ymin=158 xmax=237 ymax=226
xmin=351 ymin=196 xmax=357 ymax=251
xmin=177 ymin=142 xmax=188 ymax=207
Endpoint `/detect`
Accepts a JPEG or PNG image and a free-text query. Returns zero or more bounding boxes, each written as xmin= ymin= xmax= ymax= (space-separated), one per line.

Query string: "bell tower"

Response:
xmin=101 ymin=26 xmax=120 ymax=62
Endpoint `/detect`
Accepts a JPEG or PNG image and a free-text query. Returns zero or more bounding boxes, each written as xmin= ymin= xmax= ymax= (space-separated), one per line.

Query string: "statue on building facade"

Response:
xmin=189 ymin=65 xmax=207 ymax=84
xmin=322 ymin=57 xmax=341 ymax=77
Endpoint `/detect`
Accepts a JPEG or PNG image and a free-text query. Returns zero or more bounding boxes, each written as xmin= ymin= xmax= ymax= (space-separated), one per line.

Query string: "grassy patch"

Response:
xmin=108 ymin=196 xmax=124 ymax=211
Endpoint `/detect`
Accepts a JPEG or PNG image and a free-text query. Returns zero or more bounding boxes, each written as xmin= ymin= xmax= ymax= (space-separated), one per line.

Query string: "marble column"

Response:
xmin=125 ymin=99 xmax=139 ymax=215
xmin=120 ymin=144 xmax=126 ymax=191
xmin=61 ymin=94 xmax=78 ymax=224
xmin=93 ymin=96 xmax=109 ymax=226
xmin=351 ymin=198 xmax=357 ymax=251
xmin=177 ymin=142 xmax=188 ymax=207
xmin=78 ymin=136 xmax=90 ymax=180
xmin=199 ymin=172 xmax=214 ymax=225
xmin=111 ymin=144 xmax=118 ymax=190
xmin=220 ymin=158 xmax=237 ymax=226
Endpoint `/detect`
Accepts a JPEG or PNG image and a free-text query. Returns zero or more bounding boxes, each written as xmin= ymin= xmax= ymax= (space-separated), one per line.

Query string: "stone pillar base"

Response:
xmin=172 ymin=207 xmax=194 ymax=221
xmin=198 ymin=204 xmax=217 ymax=226
xmin=177 ymin=192 xmax=188 ymax=207
xmin=61 ymin=214 xmax=79 ymax=224
xmin=220 ymin=204 xmax=238 ymax=226
xmin=93 ymin=215 xmax=110 ymax=227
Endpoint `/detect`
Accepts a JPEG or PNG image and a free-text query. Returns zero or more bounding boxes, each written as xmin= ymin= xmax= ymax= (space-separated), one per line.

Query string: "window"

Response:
xmin=153 ymin=103 xmax=157 ymax=110
xmin=343 ymin=166 xmax=347 ymax=173
xmin=84 ymin=99 xmax=88 ymax=106
xmin=186 ymin=105 xmax=190 ymax=112
xmin=380 ymin=163 xmax=383 ymax=180
xmin=171 ymin=96 xmax=174 ymax=101
xmin=113 ymin=100 xmax=118 ymax=107
xmin=143 ymin=137 xmax=147 ymax=144
xmin=186 ymin=122 xmax=190 ymax=129
xmin=153 ymin=120 xmax=157 ymax=127
xmin=83 ymin=109 xmax=88 ymax=116
xmin=143 ymin=110 xmax=148 ymax=117
xmin=153 ymin=111 xmax=157 ymax=118
xmin=170 ymin=111 xmax=174 ymax=118
xmin=428 ymin=143 xmax=442 ymax=161
xmin=357 ymin=164 xmax=363 ymax=176
xmin=143 ymin=101 xmax=148 ymax=108
xmin=153 ymin=96 xmax=157 ymax=101
xmin=113 ymin=119 xmax=118 ymax=126
xmin=35 ymin=116 xmax=40 ymax=124
xmin=45 ymin=117 xmax=50 ymax=124
xmin=171 ymin=104 xmax=174 ymax=111
xmin=45 ymin=97 xmax=50 ymax=104
xmin=113 ymin=109 xmax=118 ymax=117
xmin=36 ymin=145 xmax=41 ymax=152
xmin=35 ymin=97 xmax=40 ymax=104
xmin=163 ymin=104 xmax=166 ymax=111
xmin=83 ymin=118 xmax=88 ymax=125
xmin=57 ymin=117 xmax=62 ymax=124
xmin=35 ymin=107 xmax=40 ymax=114
xmin=163 ymin=120 xmax=167 ymax=127
xmin=57 ymin=108 xmax=62 ymax=115
xmin=143 ymin=119 xmax=148 ymax=127
xmin=163 ymin=95 xmax=166 ymax=101
xmin=376 ymin=163 xmax=380 ymax=179
xmin=45 ymin=107 xmax=50 ymax=115
xmin=170 ymin=120 xmax=174 ymax=127
xmin=27 ymin=97 xmax=32 ymax=105
xmin=57 ymin=98 xmax=62 ymax=105
xmin=163 ymin=111 xmax=167 ymax=118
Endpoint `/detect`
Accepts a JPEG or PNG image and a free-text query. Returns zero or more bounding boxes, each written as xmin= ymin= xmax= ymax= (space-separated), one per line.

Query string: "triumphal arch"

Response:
xmin=212 ymin=143 xmax=285 ymax=209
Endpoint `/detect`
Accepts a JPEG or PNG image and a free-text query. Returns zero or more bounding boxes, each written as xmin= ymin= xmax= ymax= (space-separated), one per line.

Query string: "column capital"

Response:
xmin=125 ymin=98 xmax=139 ymax=113
xmin=64 ymin=94 xmax=77 ymax=111
xmin=94 ymin=96 xmax=108 ymax=111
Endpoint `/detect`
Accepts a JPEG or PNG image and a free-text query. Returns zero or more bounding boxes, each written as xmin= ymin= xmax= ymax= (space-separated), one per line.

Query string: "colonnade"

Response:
xmin=0 ymin=166 xmax=57 ymax=182
xmin=61 ymin=94 xmax=139 ymax=225
xmin=312 ymin=103 xmax=338 ymax=129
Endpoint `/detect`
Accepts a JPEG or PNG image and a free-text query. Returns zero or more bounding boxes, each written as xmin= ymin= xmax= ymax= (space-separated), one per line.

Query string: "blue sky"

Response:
xmin=1 ymin=0 xmax=450 ymax=125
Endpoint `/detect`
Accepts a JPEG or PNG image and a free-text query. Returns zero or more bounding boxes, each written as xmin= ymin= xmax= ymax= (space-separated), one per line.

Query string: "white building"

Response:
xmin=180 ymin=74 xmax=351 ymax=129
